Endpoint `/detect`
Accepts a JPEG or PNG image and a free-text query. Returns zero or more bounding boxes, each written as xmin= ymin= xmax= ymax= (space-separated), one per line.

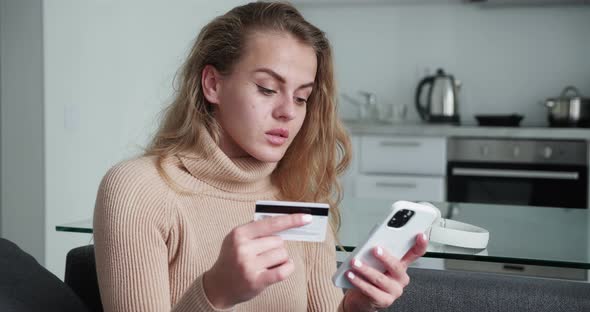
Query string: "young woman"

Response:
xmin=93 ymin=2 xmax=428 ymax=311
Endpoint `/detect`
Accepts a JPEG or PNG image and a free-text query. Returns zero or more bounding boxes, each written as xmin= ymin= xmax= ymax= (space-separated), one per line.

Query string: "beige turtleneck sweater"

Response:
xmin=93 ymin=130 xmax=345 ymax=312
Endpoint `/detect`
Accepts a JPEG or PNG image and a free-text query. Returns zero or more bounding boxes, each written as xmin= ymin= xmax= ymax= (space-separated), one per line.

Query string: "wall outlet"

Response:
xmin=64 ymin=104 xmax=80 ymax=131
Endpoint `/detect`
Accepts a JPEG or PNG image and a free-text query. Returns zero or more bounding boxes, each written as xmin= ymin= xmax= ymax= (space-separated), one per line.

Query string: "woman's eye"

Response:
xmin=256 ymin=84 xmax=276 ymax=96
xmin=295 ymin=97 xmax=308 ymax=105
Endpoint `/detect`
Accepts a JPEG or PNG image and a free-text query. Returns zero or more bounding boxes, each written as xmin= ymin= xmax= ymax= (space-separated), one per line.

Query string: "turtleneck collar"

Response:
xmin=177 ymin=127 xmax=278 ymax=194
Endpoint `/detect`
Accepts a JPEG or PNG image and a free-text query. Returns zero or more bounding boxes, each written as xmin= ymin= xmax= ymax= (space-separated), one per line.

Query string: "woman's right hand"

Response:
xmin=203 ymin=213 xmax=312 ymax=309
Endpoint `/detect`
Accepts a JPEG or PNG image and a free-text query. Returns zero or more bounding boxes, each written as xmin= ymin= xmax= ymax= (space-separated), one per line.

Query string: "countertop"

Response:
xmin=344 ymin=120 xmax=590 ymax=140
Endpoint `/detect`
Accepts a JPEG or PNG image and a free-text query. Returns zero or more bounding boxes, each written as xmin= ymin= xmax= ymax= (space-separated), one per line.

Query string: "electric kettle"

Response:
xmin=415 ymin=68 xmax=461 ymax=124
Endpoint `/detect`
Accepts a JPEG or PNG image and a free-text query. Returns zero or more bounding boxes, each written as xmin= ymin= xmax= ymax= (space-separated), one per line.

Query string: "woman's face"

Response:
xmin=204 ymin=31 xmax=317 ymax=162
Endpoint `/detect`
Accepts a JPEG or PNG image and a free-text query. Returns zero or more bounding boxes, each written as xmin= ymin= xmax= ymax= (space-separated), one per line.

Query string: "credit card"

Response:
xmin=254 ymin=200 xmax=330 ymax=242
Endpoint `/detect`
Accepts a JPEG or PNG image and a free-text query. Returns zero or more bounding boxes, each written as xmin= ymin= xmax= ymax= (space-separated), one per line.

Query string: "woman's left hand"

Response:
xmin=342 ymin=233 xmax=429 ymax=312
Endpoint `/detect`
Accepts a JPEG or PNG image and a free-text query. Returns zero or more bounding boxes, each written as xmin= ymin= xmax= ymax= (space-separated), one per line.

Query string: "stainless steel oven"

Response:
xmin=447 ymin=138 xmax=588 ymax=209
xmin=445 ymin=137 xmax=588 ymax=280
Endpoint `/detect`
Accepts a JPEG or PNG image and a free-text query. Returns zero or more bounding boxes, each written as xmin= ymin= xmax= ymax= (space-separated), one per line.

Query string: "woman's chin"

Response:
xmin=248 ymin=147 xmax=286 ymax=163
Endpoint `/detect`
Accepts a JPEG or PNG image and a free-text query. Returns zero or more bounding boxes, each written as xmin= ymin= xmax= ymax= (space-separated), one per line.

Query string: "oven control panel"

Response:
xmin=448 ymin=138 xmax=587 ymax=165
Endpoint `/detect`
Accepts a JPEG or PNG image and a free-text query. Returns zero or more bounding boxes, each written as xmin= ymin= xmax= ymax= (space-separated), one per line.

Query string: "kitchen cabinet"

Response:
xmin=343 ymin=134 xmax=447 ymax=202
xmin=355 ymin=175 xmax=445 ymax=202
xmin=359 ymin=136 xmax=446 ymax=176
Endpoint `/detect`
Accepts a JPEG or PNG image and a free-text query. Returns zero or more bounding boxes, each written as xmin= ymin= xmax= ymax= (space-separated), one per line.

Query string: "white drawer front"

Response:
xmin=355 ymin=175 xmax=445 ymax=202
xmin=359 ymin=136 xmax=446 ymax=175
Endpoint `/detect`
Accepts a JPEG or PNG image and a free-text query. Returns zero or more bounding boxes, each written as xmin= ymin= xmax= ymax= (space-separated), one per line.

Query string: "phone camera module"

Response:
xmin=388 ymin=209 xmax=415 ymax=228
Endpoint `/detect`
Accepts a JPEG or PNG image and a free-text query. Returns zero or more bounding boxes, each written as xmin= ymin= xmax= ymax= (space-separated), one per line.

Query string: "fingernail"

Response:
xmin=422 ymin=233 xmax=428 ymax=241
xmin=302 ymin=214 xmax=312 ymax=223
xmin=353 ymin=259 xmax=362 ymax=268
xmin=376 ymin=246 xmax=383 ymax=256
xmin=347 ymin=271 xmax=355 ymax=280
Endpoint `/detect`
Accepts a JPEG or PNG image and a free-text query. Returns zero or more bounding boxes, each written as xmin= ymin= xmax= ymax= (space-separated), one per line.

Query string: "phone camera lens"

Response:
xmin=388 ymin=209 xmax=415 ymax=228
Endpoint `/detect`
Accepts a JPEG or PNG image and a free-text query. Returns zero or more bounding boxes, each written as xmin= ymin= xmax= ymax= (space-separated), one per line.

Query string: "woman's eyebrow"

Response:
xmin=253 ymin=67 xmax=314 ymax=90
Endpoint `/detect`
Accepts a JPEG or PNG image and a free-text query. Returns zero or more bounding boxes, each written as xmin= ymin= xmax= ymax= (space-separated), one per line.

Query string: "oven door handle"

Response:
xmin=451 ymin=168 xmax=580 ymax=180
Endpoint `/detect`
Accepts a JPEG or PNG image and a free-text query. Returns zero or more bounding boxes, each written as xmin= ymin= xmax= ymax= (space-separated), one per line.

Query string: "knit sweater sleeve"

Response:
xmin=305 ymin=225 xmax=346 ymax=312
xmin=93 ymin=159 xmax=231 ymax=312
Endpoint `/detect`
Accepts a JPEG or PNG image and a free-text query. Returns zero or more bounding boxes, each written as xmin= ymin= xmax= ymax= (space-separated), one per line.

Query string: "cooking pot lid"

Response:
xmin=559 ymin=86 xmax=583 ymax=100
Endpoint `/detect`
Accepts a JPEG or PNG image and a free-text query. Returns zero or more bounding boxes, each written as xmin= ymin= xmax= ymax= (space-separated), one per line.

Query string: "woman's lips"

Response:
xmin=265 ymin=134 xmax=288 ymax=145
xmin=265 ymin=128 xmax=289 ymax=146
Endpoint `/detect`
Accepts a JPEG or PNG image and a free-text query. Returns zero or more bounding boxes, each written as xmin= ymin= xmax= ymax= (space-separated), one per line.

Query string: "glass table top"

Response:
xmin=56 ymin=197 xmax=590 ymax=269
xmin=338 ymin=198 xmax=589 ymax=270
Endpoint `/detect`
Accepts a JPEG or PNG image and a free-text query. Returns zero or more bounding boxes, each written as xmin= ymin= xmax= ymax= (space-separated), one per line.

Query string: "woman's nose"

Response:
xmin=273 ymin=96 xmax=296 ymax=121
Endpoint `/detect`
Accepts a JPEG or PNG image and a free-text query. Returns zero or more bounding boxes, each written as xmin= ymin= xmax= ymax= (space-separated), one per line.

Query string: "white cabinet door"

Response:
xmin=359 ymin=136 xmax=446 ymax=176
xmin=355 ymin=174 xmax=445 ymax=202
xmin=340 ymin=135 xmax=360 ymax=197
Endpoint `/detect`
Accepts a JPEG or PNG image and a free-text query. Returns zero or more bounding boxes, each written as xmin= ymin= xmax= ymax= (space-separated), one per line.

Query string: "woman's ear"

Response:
xmin=201 ymin=64 xmax=221 ymax=105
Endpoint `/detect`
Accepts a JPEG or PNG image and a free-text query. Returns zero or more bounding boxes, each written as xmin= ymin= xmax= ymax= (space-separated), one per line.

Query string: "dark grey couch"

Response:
xmin=0 ymin=238 xmax=89 ymax=312
xmin=67 ymin=245 xmax=590 ymax=312
xmin=388 ymin=266 xmax=590 ymax=312
xmin=64 ymin=245 xmax=103 ymax=312
xmin=2 ymin=240 xmax=590 ymax=311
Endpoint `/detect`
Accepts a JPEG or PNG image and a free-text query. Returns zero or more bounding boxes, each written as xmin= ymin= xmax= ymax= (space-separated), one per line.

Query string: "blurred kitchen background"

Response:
xmin=301 ymin=1 xmax=590 ymax=125
xmin=1 ymin=0 xmax=590 ymax=279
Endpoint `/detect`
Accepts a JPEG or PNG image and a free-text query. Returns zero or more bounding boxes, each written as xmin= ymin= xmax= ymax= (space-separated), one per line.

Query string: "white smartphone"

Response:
xmin=332 ymin=200 xmax=438 ymax=289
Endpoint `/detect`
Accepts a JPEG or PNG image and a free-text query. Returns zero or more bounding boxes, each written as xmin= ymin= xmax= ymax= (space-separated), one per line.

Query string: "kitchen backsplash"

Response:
xmin=299 ymin=4 xmax=590 ymax=126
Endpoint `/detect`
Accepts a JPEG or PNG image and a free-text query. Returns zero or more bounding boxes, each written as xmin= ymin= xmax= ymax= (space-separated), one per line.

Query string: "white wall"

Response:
xmin=298 ymin=3 xmax=590 ymax=126
xmin=43 ymin=0 xmax=246 ymax=278
xmin=0 ymin=0 xmax=45 ymax=263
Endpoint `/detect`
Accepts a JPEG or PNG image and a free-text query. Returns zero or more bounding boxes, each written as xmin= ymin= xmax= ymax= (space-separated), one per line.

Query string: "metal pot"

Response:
xmin=544 ymin=86 xmax=590 ymax=127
